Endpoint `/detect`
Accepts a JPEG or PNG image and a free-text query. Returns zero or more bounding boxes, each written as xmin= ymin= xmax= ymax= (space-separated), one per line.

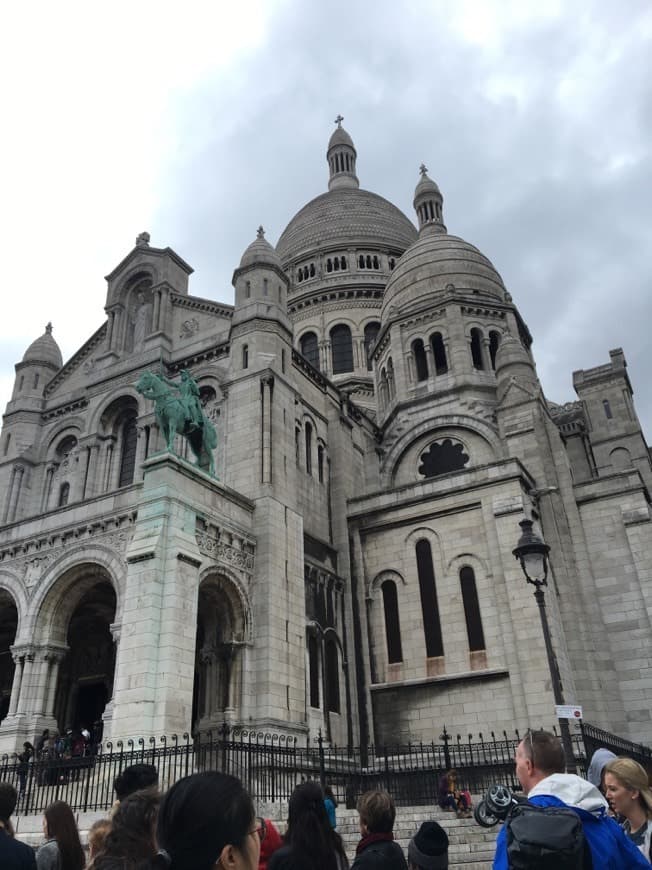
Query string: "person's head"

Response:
xmin=97 ymin=787 xmax=160 ymax=868
xmin=323 ymin=785 xmax=337 ymax=805
xmin=586 ymin=748 xmax=617 ymax=793
xmin=114 ymin=764 xmax=159 ymax=802
xmin=43 ymin=801 xmax=84 ymax=870
xmin=408 ymin=821 xmax=449 ymax=870
xmin=156 ymin=772 xmax=259 ymax=870
xmin=357 ymin=790 xmax=396 ymax=836
xmin=285 ymin=781 xmax=346 ymax=870
xmin=604 ymin=758 xmax=652 ymax=821
xmin=515 ymin=730 xmax=565 ymax=793
xmin=88 ymin=818 xmax=112 ymax=862
xmin=0 ymin=782 xmax=18 ymax=831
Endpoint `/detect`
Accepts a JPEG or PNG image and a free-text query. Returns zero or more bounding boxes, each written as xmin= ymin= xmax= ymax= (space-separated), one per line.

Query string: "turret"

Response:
xmin=413 ymin=164 xmax=446 ymax=235
xmin=327 ymin=115 xmax=359 ymax=191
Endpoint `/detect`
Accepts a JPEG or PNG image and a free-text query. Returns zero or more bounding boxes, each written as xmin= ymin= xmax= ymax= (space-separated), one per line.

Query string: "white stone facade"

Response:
xmin=1 ymin=124 xmax=651 ymax=753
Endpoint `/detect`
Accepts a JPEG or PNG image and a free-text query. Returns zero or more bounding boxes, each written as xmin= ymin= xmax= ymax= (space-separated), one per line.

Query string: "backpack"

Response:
xmin=506 ymin=803 xmax=593 ymax=870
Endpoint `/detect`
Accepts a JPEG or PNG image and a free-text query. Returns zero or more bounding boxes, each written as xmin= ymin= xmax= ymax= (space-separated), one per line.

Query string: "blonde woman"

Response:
xmin=604 ymin=757 xmax=652 ymax=861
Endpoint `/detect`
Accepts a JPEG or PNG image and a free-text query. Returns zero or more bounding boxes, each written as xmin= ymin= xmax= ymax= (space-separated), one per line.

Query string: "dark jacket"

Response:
xmin=351 ymin=838 xmax=407 ymax=870
xmin=269 ymin=845 xmax=348 ymax=870
xmin=0 ymin=828 xmax=37 ymax=870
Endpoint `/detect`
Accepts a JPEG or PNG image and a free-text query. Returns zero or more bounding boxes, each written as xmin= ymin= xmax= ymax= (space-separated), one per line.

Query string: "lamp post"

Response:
xmin=512 ymin=518 xmax=577 ymax=773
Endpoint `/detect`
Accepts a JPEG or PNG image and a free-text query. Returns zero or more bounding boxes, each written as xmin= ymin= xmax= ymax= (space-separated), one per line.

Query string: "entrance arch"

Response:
xmin=55 ymin=580 xmax=117 ymax=733
xmin=192 ymin=573 xmax=250 ymax=733
xmin=0 ymin=590 xmax=18 ymax=722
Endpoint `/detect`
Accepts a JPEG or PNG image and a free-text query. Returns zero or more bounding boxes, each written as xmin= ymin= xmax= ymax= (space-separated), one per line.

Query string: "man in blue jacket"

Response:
xmin=493 ymin=729 xmax=649 ymax=869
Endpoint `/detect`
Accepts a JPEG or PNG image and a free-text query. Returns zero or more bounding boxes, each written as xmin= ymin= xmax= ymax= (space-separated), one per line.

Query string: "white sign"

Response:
xmin=555 ymin=704 xmax=583 ymax=720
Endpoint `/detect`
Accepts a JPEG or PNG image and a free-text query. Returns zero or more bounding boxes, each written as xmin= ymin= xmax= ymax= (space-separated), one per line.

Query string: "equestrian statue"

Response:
xmin=136 ymin=369 xmax=218 ymax=476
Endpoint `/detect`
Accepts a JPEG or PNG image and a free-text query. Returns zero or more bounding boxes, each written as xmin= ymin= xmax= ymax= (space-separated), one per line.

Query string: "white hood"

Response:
xmin=528 ymin=773 xmax=609 ymax=816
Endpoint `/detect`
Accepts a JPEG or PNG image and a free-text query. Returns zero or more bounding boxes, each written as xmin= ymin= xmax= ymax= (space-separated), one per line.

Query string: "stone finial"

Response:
xmin=45 ymin=322 xmax=53 ymax=334
xmin=334 ymin=114 xmax=344 ymax=127
xmin=419 ymin=163 xmax=428 ymax=177
xmin=257 ymin=226 xmax=265 ymax=239
xmin=136 ymin=231 xmax=151 ymax=247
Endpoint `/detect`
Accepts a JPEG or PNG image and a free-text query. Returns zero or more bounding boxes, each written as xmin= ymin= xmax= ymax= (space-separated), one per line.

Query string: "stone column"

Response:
xmin=41 ymin=466 xmax=55 ymax=511
xmin=7 ymin=652 xmax=25 ymax=717
xmin=106 ymin=310 xmax=115 ymax=350
xmin=152 ymin=291 xmax=161 ymax=332
xmin=15 ymin=651 xmax=34 ymax=716
xmin=405 ymin=352 xmax=415 ymax=385
xmin=135 ymin=427 xmax=148 ymax=481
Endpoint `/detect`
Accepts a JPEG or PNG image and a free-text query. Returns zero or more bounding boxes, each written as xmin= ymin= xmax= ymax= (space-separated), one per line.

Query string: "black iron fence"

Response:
xmin=1 ymin=722 xmax=650 ymax=816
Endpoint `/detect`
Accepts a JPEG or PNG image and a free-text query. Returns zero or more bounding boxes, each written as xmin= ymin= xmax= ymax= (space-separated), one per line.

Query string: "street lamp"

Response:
xmin=513 ymin=518 xmax=577 ymax=773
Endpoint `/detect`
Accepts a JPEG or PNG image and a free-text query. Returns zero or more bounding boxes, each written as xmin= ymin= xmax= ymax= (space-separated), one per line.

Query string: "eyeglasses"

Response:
xmin=249 ymin=818 xmax=266 ymax=843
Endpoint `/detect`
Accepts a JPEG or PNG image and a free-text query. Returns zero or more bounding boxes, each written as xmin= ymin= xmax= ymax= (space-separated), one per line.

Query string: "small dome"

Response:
xmin=22 ymin=323 xmax=63 ymax=369
xmin=413 ymin=165 xmax=441 ymax=201
xmin=328 ymin=124 xmax=355 ymax=151
xmin=381 ymin=233 xmax=505 ymax=321
xmin=239 ymin=226 xmax=282 ymax=270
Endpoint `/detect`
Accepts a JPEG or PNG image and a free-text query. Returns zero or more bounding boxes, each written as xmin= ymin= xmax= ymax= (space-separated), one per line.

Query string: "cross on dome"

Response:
xmin=334 ymin=114 xmax=344 ymax=127
xmin=257 ymin=226 xmax=265 ymax=239
xmin=419 ymin=163 xmax=428 ymax=177
xmin=46 ymin=322 xmax=53 ymax=334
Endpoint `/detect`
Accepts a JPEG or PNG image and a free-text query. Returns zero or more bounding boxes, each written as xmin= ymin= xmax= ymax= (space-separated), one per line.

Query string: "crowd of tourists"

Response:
xmin=1 ymin=729 xmax=652 ymax=869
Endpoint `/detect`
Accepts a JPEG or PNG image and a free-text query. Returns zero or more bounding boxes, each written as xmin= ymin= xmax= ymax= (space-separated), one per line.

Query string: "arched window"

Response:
xmin=330 ymin=325 xmax=353 ymax=374
xmin=33 ymin=373 xmax=40 ymax=389
xmin=431 ymin=333 xmax=448 ymax=374
xmin=460 ymin=567 xmax=485 ymax=651
xmin=58 ymin=482 xmax=70 ymax=507
xmin=300 ymin=332 xmax=320 ymax=370
xmin=389 ymin=257 xmax=395 ymax=270
xmin=603 ymin=399 xmax=613 ymax=419
xmin=380 ymin=368 xmax=389 ymax=408
xmin=309 ymin=263 xmax=315 ymax=278
xmin=317 ymin=444 xmax=325 ymax=483
xmin=373 ymin=256 xmax=379 ymax=269
xmin=489 ymin=331 xmax=501 ymax=370
xmin=18 ymin=376 xmax=24 ymax=391
xmin=333 ymin=258 xmax=340 ymax=271
xmin=470 ymin=328 xmax=484 ymax=370
xmin=324 ymin=637 xmax=340 ymax=713
xmin=305 ymin=422 xmax=313 ymax=475
xmin=308 ymin=634 xmax=320 ymax=708
xmin=56 ymin=435 xmax=78 ymax=459
xmin=415 ymin=540 xmax=444 ymax=658
xmin=340 ymin=256 xmax=347 ymax=270
xmin=245 ymin=280 xmax=251 ymax=298
xmin=359 ymin=255 xmax=365 ymax=269
xmin=242 ymin=344 xmax=249 ymax=369
xmin=387 ymin=358 xmax=395 ymax=399
xmin=381 ymin=580 xmax=403 ymax=664
xmin=413 ymin=339 xmax=428 ymax=381
xmin=263 ymin=278 xmax=268 ymax=296
xmin=295 ymin=427 xmax=301 ymax=465
xmin=118 ymin=414 xmax=138 ymax=487
xmin=364 ymin=322 xmax=380 ymax=371
xmin=326 ymin=259 xmax=333 ymax=273
xmin=366 ymin=255 xmax=372 ymax=269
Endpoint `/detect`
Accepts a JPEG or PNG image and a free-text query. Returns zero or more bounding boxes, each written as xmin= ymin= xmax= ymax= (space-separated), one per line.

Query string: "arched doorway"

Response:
xmin=192 ymin=575 xmax=248 ymax=734
xmin=55 ymin=581 xmax=117 ymax=734
xmin=0 ymin=590 xmax=18 ymax=722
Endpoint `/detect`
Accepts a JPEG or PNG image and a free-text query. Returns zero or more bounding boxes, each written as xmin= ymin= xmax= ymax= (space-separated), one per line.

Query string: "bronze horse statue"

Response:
xmin=136 ymin=370 xmax=217 ymax=476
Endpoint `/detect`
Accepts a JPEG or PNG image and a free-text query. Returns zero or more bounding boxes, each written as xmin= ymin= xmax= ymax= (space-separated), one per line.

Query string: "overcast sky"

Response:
xmin=1 ymin=0 xmax=651 ymax=434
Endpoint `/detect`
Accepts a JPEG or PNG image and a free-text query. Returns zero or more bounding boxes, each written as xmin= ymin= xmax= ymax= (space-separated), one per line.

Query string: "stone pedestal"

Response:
xmin=108 ymin=451 xmax=251 ymax=743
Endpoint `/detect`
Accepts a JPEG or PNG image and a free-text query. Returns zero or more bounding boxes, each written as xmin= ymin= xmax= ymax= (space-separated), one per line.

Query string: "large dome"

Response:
xmin=381 ymin=231 xmax=506 ymax=319
xmin=276 ymin=188 xmax=417 ymax=266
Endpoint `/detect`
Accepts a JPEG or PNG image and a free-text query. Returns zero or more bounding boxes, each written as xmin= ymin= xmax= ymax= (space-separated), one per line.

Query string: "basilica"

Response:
xmin=0 ymin=122 xmax=650 ymax=753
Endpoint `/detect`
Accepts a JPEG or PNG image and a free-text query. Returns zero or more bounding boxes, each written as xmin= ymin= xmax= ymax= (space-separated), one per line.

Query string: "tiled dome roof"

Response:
xmin=276 ymin=188 xmax=417 ymax=265
xmin=381 ymin=233 xmax=505 ymax=320
xmin=22 ymin=323 xmax=63 ymax=369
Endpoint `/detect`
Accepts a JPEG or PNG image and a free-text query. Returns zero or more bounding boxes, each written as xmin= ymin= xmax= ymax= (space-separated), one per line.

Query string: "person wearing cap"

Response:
xmin=407 ymin=821 xmax=448 ymax=870
xmin=351 ymin=790 xmax=407 ymax=869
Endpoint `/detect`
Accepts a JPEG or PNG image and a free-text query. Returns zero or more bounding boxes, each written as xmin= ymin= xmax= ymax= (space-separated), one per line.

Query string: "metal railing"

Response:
xmin=1 ymin=722 xmax=649 ymax=815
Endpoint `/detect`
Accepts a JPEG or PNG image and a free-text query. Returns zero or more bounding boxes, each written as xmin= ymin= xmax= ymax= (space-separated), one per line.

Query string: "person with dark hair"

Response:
xmin=155 ymin=771 xmax=260 ymax=870
xmin=0 ymin=782 xmax=36 ymax=870
xmin=493 ymin=729 xmax=649 ymax=869
xmin=351 ymin=790 xmax=406 ymax=869
xmin=407 ymin=821 xmax=448 ymax=869
xmin=36 ymin=800 xmax=84 ymax=870
xmin=90 ymin=787 xmax=160 ymax=870
xmin=114 ymin=764 xmax=159 ymax=802
xmin=268 ymin=781 xmax=348 ymax=870
xmin=16 ymin=742 xmax=33 ymax=795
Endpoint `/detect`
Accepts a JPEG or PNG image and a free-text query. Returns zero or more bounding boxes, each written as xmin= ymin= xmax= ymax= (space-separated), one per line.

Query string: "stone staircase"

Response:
xmin=13 ymin=804 xmax=498 ymax=869
xmin=335 ymin=806 xmax=497 ymax=869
